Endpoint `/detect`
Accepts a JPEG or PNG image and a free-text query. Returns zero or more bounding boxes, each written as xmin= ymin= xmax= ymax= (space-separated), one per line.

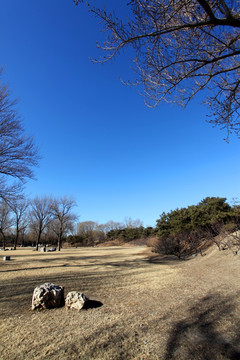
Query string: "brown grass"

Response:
xmin=0 ymin=245 xmax=240 ymax=359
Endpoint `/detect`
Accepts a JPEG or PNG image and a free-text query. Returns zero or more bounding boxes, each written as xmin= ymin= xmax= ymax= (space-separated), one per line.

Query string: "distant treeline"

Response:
xmin=1 ymin=196 xmax=240 ymax=257
xmin=67 ymin=197 xmax=240 ymax=259
xmin=67 ymin=222 xmax=157 ymax=247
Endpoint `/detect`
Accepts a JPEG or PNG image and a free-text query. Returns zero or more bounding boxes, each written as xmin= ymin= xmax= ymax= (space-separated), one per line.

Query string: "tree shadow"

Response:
xmin=0 ymin=251 xmax=148 ymax=272
xmin=0 ymin=264 xmax=69 ymax=273
xmin=147 ymin=253 xmax=185 ymax=265
xmin=0 ymin=257 xmax=149 ymax=274
xmin=165 ymin=293 xmax=240 ymax=360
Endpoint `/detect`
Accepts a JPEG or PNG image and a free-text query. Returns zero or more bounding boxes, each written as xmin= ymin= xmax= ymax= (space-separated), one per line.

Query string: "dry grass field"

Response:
xmin=0 ymin=245 xmax=240 ymax=360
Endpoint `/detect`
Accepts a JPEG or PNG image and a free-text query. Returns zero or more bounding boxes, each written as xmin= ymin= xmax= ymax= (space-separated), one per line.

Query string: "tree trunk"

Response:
xmin=36 ymin=231 xmax=41 ymax=251
xmin=14 ymin=232 xmax=19 ymax=250
xmin=58 ymin=235 xmax=61 ymax=251
xmin=1 ymin=231 xmax=6 ymax=250
xmin=58 ymin=228 xmax=63 ymax=251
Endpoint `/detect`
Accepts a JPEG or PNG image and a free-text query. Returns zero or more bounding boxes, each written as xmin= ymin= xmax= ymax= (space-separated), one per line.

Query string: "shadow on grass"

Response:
xmin=83 ymin=299 xmax=103 ymax=310
xmin=49 ymin=292 xmax=240 ymax=360
xmin=164 ymin=293 xmax=240 ymax=360
xmin=0 ymin=255 xmax=153 ymax=274
xmin=0 ymin=259 xmax=148 ymax=317
xmin=0 ymin=264 xmax=69 ymax=272
xmin=147 ymin=253 xmax=185 ymax=265
xmin=0 ymin=252 xmax=149 ymax=273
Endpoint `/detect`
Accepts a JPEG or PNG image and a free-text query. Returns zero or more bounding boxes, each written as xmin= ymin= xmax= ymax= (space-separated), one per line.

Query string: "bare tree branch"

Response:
xmin=50 ymin=196 xmax=77 ymax=251
xmin=29 ymin=196 xmax=52 ymax=251
xmin=77 ymin=0 xmax=240 ymax=139
xmin=0 ymin=75 xmax=39 ymax=199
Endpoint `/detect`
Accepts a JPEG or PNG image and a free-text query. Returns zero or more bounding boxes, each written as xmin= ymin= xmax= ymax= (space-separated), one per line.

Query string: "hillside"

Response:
xmin=0 ymin=245 xmax=240 ymax=359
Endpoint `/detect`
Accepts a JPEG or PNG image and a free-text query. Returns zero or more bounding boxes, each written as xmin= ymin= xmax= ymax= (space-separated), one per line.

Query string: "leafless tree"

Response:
xmin=77 ymin=221 xmax=97 ymax=235
xmin=207 ymin=214 xmax=240 ymax=254
xmin=10 ymin=198 xmax=29 ymax=250
xmin=77 ymin=220 xmax=98 ymax=245
xmin=77 ymin=220 xmax=108 ymax=245
xmin=0 ymin=200 xmax=13 ymax=250
xmin=104 ymin=220 xmax=124 ymax=233
xmin=124 ymin=216 xmax=143 ymax=228
xmin=230 ymin=202 xmax=240 ymax=253
xmin=29 ymin=196 xmax=52 ymax=251
xmin=76 ymin=0 xmax=240 ymax=139
xmin=50 ymin=197 xmax=77 ymax=251
xmin=0 ymin=75 xmax=39 ymax=200
xmin=214 ymin=226 xmax=240 ymax=254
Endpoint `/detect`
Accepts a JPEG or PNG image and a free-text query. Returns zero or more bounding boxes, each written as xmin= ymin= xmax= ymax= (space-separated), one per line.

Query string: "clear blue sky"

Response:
xmin=0 ymin=1 xmax=239 ymax=227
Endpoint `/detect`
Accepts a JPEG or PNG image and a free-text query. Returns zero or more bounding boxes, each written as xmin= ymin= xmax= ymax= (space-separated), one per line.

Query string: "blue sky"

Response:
xmin=0 ymin=1 xmax=239 ymax=227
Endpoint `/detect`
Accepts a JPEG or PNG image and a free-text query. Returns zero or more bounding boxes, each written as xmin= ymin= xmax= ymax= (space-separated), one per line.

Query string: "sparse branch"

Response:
xmin=218 ymin=0 xmax=232 ymax=18
xmin=10 ymin=198 xmax=29 ymax=250
xmin=0 ymin=199 xmax=13 ymax=250
xmin=0 ymin=75 xmax=39 ymax=199
xmin=50 ymin=196 xmax=77 ymax=251
xmin=196 ymin=0 xmax=216 ymax=21
xmin=79 ymin=0 xmax=240 ymax=138
xmin=29 ymin=196 xmax=52 ymax=251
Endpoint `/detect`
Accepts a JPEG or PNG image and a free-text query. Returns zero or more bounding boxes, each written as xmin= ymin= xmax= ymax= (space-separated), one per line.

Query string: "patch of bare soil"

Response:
xmin=0 ymin=245 xmax=240 ymax=359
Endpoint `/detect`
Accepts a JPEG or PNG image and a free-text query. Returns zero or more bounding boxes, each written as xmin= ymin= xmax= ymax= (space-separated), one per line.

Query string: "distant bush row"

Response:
xmin=66 ymin=218 xmax=157 ymax=247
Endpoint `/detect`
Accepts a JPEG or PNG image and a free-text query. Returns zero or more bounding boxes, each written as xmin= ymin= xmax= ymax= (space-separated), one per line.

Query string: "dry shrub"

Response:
xmin=146 ymin=236 xmax=159 ymax=251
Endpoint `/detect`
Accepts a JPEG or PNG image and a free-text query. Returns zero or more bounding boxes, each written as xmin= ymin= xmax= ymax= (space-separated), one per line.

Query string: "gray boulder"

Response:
xmin=65 ymin=291 xmax=88 ymax=311
xmin=32 ymin=282 xmax=64 ymax=310
xmin=47 ymin=247 xmax=56 ymax=252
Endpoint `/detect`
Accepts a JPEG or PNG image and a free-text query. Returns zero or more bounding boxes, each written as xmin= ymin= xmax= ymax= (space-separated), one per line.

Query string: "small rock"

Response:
xmin=65 ymin=291 xmax=88 ymax=311
xmin=3 ymin=256 xmax=10 ymax=261
xmin=47 ymin=247 xmax=56 ymax=252
xmin=32 ymin=282 xmax=64 ymax=310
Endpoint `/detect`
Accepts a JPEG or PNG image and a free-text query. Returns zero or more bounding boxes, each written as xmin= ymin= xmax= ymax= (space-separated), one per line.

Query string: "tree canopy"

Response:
xmin=75 ymin=0 xmax=240 ymax=139
xmin=156 ymin=196 xmax=237 ymax=258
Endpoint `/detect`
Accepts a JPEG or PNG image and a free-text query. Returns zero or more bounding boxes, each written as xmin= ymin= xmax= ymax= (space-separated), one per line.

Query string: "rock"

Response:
xmin=47 ymin=247 xmax=56 ymax=252
xmin=3 ymin=256 xmax=10 ymax=261
xmin=32 ymin=283 xmax=64 ymax=310
xmin=65 ymin=291 xmax=88 ymax=311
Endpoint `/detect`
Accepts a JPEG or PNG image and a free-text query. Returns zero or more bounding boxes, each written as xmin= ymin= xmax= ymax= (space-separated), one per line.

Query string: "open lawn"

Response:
xmin=0 ymin=245 xmax=240 ymax=360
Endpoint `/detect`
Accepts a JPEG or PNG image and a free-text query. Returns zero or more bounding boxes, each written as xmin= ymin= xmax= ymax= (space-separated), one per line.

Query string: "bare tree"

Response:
xmin=124 ymin=216 xmax=143 ymax=229
xmin=214 ymin=226 xmax=240 ymax=254
xmin=29 ymin=196 xmax=52 ymax=251
xmin=207 ymin=211 xmax=240 ymax=254
xmin=10 ymin=198 xmax=29 ymax=250
xmin=50 ymin=197 xmax=77 ymax=251
xmin=76 ymin=0 xmax=240 ymax=139
xmin=77 ymin=221 xmax=108 ymax=245
xmin=0 ymin=75 xmax=39 ymax=200
xmin=0 ymin=200 xmax=13 ymax=250
xmin=77 ymin=221 xmax=97 ymax=236
xmin=104 ymin=220 xmax=123 ymax=233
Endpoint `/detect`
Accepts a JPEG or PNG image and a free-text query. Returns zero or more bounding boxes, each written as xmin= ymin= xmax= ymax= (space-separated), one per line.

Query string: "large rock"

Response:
xmin=65 ymin=291 xmax=88 ymax=311
xmin=32 ymin=283 xmax=64 ymax=310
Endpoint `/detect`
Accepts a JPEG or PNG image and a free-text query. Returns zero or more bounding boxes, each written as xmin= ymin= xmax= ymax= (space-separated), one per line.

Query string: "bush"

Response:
xmin=155 ymin=197 xmax=238 ymax=259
